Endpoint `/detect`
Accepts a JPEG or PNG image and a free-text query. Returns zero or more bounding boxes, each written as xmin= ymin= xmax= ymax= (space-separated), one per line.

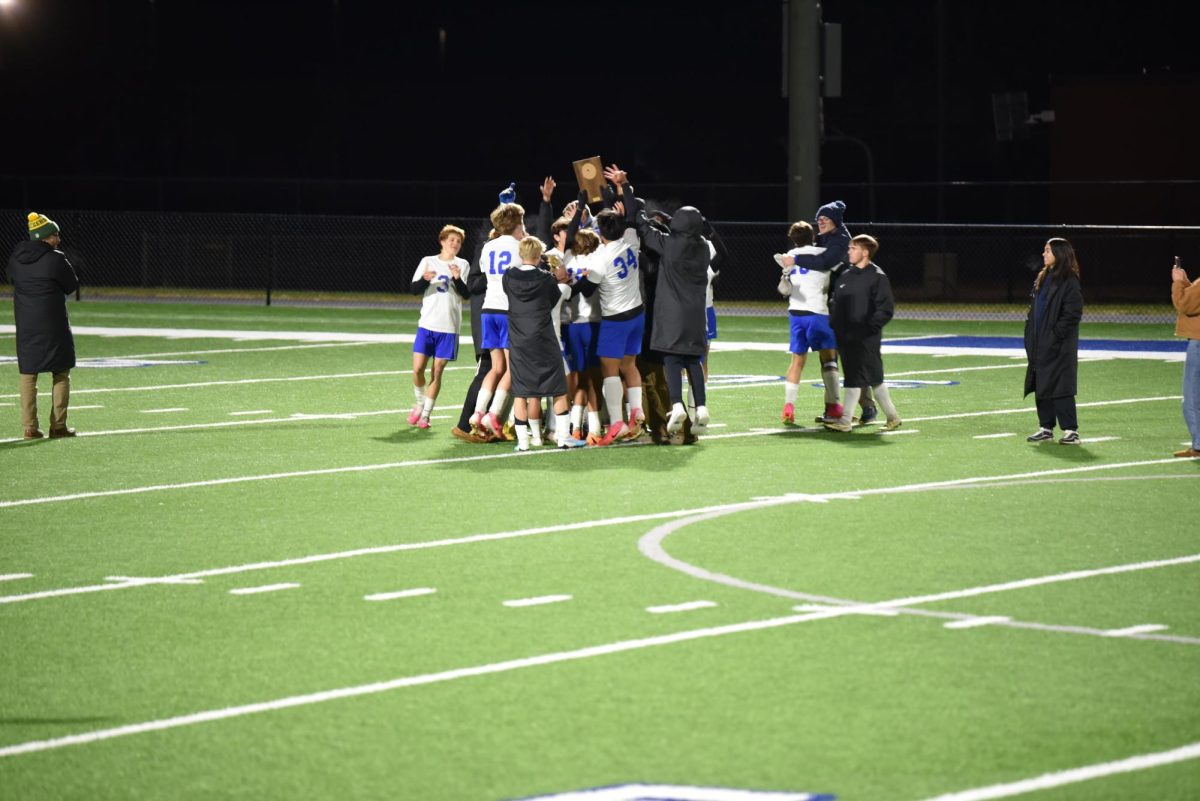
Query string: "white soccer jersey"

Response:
xmin=546 ymin=247 xmax=577 ymax=327
xmin=785 ymin=245 xmax=832 ymax=314
xmin=584 ymin=228 xmax=642 ymax=316
xmin=480 ymin=234 xmax=521 ymax=312
xmin=704 ymin=238 xmax=717 ymax=308
xmin=412 ymin=255 xmax=470 ymax=334
xmin=562 ymin=250 xmax=600 ymax=324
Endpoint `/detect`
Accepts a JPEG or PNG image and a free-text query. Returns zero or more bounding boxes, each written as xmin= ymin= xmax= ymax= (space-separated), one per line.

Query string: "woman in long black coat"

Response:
xmin=1023 ymin=237 xmax=1084 ymax=444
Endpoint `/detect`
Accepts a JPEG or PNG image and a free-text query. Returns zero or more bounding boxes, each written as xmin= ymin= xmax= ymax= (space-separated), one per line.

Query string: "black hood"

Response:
xmin=12 ymin=240 xmax=54 ymax=265
xmin=669 ymin=206 xmax=704 ymax=237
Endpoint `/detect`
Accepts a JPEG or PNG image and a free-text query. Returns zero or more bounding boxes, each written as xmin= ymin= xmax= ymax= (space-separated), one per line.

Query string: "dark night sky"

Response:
xmin=0 ymin=0 xmax=1195 ymax=220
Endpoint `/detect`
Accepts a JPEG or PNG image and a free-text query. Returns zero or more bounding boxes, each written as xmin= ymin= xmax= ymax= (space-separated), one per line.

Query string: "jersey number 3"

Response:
xmin=613 ymin=248 xmax=638 ymax=279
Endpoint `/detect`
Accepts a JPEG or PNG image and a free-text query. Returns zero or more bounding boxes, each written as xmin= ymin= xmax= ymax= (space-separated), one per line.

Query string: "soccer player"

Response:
xmin=573 ymin=183 xmax=644 ymax=445
xmin=824 ymin=234 xmax=902 ymax=433
xmin=774 ymin=220 xmax=840 ymax=426
xmin=470 ymin=202 xmax=526 ymax=438
xmin=409 ymin=224 xmax=470 ymax=429
xmin=503 ymin=235 xmax=585 ymax=451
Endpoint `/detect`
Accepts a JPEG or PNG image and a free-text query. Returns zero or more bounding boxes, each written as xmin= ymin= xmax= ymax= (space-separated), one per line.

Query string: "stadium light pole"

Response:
xmin=785 ymin=0 xmax=821 ymax=223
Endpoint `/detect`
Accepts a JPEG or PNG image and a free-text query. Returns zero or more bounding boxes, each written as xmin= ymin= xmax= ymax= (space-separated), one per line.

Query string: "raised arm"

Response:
xmin=532 ymin=176 xmax=556 ymax=243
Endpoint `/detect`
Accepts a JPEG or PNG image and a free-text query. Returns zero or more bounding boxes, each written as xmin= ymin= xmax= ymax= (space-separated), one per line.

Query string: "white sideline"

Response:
xmin=2 ymin=458 xmax=1197 ymax=607
xmin=914 ymin=740 xmax=1200 ymax=801
xmin=0 ymin=367 xmax=473 ymax=400
xmin=647 ymin=601 xmax=717 ymax=614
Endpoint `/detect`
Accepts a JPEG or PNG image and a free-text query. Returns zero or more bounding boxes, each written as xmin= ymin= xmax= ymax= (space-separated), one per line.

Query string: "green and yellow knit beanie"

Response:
xmin=27 ymin=212 xmax=60 ymax=240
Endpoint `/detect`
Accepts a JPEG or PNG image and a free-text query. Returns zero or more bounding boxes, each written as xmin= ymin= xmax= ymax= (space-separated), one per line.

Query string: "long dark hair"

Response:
xmin=1034 ymin=237 xmax=1082 ymax=290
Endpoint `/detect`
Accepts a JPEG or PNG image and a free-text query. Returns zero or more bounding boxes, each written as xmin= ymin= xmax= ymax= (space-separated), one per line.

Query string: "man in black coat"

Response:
xmin=7 ymin=212 xmax=80 ymax=439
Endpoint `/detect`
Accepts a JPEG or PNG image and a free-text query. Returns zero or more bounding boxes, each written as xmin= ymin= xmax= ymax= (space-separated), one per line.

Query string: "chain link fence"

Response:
xmin=0 ymin=209 xmax=1190 ymax=323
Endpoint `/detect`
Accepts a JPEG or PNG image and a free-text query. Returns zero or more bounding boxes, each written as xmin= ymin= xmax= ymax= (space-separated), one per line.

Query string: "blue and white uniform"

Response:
xmin=412 ymin=254 xmax=469 ymax=360
xmin=782 ymin=245 xmax=838 ymax=354
xmin=585 ymin=228 xmax=644 ymax=359
xmin=479 ymin=234 xmax=521 ymax=350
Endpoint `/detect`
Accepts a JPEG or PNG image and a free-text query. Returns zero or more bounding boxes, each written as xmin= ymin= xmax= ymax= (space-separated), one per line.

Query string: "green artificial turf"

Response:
xmin=0 ymin=299 xmax=1196 ymax=801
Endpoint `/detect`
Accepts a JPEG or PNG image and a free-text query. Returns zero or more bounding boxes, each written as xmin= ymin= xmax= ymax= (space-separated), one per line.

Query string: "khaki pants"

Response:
xmin=19 ymin=371 xmax=70 ymax=433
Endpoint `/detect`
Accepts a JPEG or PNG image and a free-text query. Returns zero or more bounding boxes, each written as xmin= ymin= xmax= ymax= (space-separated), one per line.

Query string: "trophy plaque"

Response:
xmin=573 ymin=156 xmax=605 ymax=204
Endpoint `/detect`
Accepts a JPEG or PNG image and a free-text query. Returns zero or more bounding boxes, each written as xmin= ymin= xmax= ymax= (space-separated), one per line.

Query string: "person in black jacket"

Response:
xmin=610 ymin=167 xmax=713 ymax=436
xmin=502 ymin=236 xmax=586 ymax=451
xmin=1024 ymin=238 xmax=1084 ymax=445
xmin=824 ymin=234 xmax=902 ymax=433
xmin=7 ymin=212 xmax=80 ymax=439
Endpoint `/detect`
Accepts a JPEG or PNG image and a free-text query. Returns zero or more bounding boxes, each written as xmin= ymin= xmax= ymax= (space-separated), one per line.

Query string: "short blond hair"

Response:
xmin=490 ymin=203 xmax=525 ymax=236
xmin=438 ymin=224 xmax=465 ymax=243
xmin=518 ymin=235 xmax=546 ymax=263
xmin=573 ymin=228 xmax=599 ymax=256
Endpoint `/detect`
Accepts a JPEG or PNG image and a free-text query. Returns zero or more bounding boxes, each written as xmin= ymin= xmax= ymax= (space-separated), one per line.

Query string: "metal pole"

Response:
xmin=786 ymin=0 xmax=821 ymax=222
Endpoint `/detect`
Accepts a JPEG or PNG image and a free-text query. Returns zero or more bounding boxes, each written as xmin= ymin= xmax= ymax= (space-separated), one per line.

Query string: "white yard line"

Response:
xmin=0 ymin=573 xmax=33 ymax=582
xmin=228 ymin=583 xmax=299 ymax=596
xmin=1103 ymin=624 xmax=1168 ymax=637
xmin=973 ymin=433 xmax=1015 ymax=439
xmin=913 ymin=740 xmax=1200 ymax=801
xmin=140 ymin=407 xmax=189 ymax=414
xmin=904 ymin=396 xmax=1181 ymax=424
xmin=0 ymin=367 xmax=473 ymax=400
xmin=503 ymin=595 xmax=573 ymax=608
xmin=647 ymin=600 xmax=717 ymax=614
xmin=110 ymin=341 xmax=382 ymax=360
xmin=944 ymin=616 xmax=1012 ymax=630
xmin=228 ymin=410 xmax=273 ymax=416
xmin=364 ymin=588 xmax=436 ymax=602
xmin=0 ymin=610 xmax=843 ymax=759
xmin=0 ymin=408 xmax=410 ymax=443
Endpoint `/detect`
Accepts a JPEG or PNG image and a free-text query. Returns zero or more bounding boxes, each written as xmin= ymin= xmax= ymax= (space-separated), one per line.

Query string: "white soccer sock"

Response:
xmin=821 ymin=362 xmax=840 ymax=404
xmin=413 ymin=385 xmax=425 ymax=405
xmin=529 ymin=418 xmax=543 ymax=446
xmin=474 ymin=388 xmax=493 ymax=416
xmin=556 ymin=412 xmax=571 ymax=440
xmin=872 ymin=383 xmax=899 ymax=420
xmin=840 ymin=388 xmax=861 ymax=425
xmin=570 ymin=404 xmax=584 ymax=431
xmin=627 ymin=386 xmax=642 ymax=413
xmin=587 ymin=410 xmax=602 ymax=435
xmin=602 ymin=377 xmax=624 ymax=424
xmin=489 ymin=388 xmax=509 ymax=417
xmin=784 ymin=381 xmax=799 ymax=406
xmin=514 ymin=421 xmax=530 ymax=449
xmin=421 ymin=396 xmax=435 ymax=419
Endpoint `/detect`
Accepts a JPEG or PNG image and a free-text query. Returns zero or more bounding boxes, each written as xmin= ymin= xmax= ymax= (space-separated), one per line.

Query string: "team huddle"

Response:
xmin=405 ymin=170 xmax=900 ymax=450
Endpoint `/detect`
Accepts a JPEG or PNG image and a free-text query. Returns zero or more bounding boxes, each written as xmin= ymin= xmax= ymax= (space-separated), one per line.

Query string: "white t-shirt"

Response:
xmin=704 ymin=238 xmax=718 ymax=309
xmin=785 ymin=245 xmax=832 ymax=315
xmin=480 ymin=234 xmax=521 ymax=312
xmin=411 ymin=255 xmax=470 ymax=334
xmin=584 ymin=228 xmax=642 ymax=317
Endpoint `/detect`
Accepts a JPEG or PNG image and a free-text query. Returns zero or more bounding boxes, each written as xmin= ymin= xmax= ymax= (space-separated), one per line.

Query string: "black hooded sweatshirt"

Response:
xmin=636 ymin=204 xmax=711 ymax=357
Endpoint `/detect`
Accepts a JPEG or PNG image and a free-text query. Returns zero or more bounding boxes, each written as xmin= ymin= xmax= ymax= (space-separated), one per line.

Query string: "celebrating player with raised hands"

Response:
xmin=571 ymin=169 xmax=645 ymax=445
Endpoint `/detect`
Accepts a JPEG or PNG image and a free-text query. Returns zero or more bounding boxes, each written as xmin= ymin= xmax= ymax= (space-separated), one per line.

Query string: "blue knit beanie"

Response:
xmin=815 ymin=200 xmax=846 ymax=225
xmin=498 ymin=183 xmax=516 ymax=204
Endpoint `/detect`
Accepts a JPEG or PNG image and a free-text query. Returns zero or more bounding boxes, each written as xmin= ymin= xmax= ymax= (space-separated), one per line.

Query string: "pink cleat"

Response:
xmin=481 ymin=411 xmax=503 ymax=438
xmin=407 ymin=405 xmax=422 ymax=426
xmin=782 ymin=402 xmax=795 ymax=425
xmin=416 ymin=418 xmax=431 ymax=430
xmin=597 ymin=420 xmax=628 ymax=446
